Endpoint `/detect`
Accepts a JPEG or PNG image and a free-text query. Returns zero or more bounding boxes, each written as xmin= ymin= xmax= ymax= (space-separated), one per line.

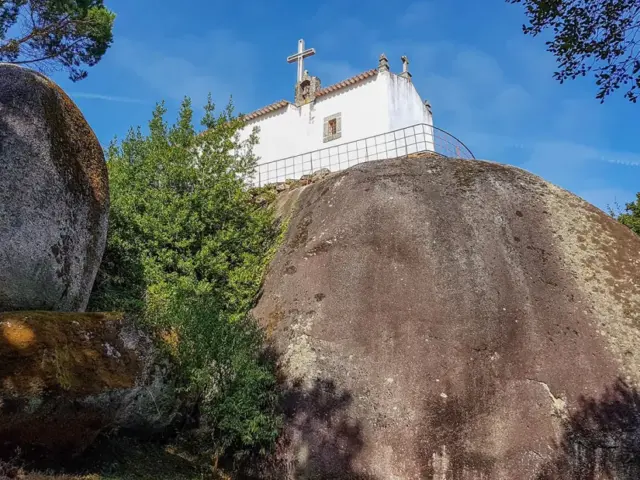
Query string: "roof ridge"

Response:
xmin=241 ymin=68 xmax=379 ymax=123
xmin=316 ymin=68 xmax=378 ymax=97
xmin=241 ymin=99 xmax=291 ymax=121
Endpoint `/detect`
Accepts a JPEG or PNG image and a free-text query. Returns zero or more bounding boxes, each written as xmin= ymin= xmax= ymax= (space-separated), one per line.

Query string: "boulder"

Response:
xmin=253 ymin=156 xmax=640 ymax=479
xmin=0 ymin=64 xmax=109 ymax=312
xmin=310 ymin=168 xmax=331 ymax=182
xmin=0 ymin=311 xmax=180 ymax=458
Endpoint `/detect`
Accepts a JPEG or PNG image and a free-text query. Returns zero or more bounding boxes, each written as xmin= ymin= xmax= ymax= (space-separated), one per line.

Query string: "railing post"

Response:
xmin=403 ymin=127 xmax=408 ymax=158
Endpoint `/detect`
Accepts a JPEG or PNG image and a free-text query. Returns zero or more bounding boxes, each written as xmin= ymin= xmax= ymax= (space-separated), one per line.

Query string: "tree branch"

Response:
xmin=9 ymin=37 xmax=85 ymax=65
xmin=0 ymin=13 xmax=73 ymax=53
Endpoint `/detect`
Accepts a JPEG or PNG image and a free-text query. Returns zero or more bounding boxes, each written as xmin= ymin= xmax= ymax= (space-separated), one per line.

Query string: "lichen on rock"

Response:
xmin=253 ymin=155 xmax=640 ymax=479
xmin=0 ymin=311 xmax=181 ymax=458
xmin=0 ymin=63 xmax=109 ymax=312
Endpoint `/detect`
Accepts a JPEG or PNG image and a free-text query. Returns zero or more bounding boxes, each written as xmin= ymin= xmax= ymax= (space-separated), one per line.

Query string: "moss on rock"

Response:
xmin=0 ymin=64 xmax=109 ymax=312
xmin=0 ymin=312 xmax=181 ymax=458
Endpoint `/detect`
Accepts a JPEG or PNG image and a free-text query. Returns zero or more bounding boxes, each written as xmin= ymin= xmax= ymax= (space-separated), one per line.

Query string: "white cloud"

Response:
xmin=109 ymin=31 xmax=257 ymax=111
xmin=452 ymin=48 xmax=505 ymax=86
xmin=313 ymin=17 xmax=379 ymax=54
xmin=504 ymin=36 xmax=557 ymax=88
xmin=490 ymin=85 xmax=534 ymax=120
xmin=577 ymin=187 xmax=636 ymax=213
xmin=68 ymin=92 xmax=147 ymax=104
xmin=313 ymin=60 xmax=361 ymax=85
xmin=397 ymin=1 xmax=434 ymax=28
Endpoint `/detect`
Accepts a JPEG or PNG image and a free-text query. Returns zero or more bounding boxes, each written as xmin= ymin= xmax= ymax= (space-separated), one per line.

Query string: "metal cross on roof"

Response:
xmin=287 ymin=38 xmax=316 ymax=83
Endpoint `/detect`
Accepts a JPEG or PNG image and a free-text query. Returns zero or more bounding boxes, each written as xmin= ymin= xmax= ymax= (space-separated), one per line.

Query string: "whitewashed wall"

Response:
xmin=239 ymin=71 xmax=435 ymax=185
xmin=385 ymin=73 xmax=435 ymax=153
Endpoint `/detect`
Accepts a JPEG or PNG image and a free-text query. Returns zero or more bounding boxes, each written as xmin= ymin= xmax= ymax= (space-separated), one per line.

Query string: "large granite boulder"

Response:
xmin=253 ymin=155 xmax=640 ymax=479
xmin=0 ymin=311 xmax=180 ymax=457
xmin=0 ymin=64 xmax=109 ymax=312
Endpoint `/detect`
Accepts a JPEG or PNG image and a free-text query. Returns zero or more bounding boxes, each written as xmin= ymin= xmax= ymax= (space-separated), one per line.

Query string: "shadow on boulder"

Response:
xmin=0 ymin=311 xmax=180 ymax=461
xmin=537 ymin=378 xmax=640 ymax=480
xmin=251 ymin=378 xmax=379 ymax=480
xmin=416 ymin=370 xmax=498 ymax=478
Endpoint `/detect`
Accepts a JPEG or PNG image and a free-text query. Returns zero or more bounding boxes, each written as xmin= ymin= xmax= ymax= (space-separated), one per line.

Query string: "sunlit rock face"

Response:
xmin=254 ymin=155 xmax=640 ymax=479
xmin=0 ymin=63 xmax=109 ymax=312
xmin=0 ymin=311 xmax=180 ymax=458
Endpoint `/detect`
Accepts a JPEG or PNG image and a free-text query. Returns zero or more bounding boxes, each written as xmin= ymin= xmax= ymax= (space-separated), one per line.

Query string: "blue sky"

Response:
xmin=51 ymin=0 xmax=639 ymax=212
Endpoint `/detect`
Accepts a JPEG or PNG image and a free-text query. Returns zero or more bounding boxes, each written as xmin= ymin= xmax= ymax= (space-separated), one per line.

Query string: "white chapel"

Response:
xmin=238 ymin=39 xmax=439 ymax=186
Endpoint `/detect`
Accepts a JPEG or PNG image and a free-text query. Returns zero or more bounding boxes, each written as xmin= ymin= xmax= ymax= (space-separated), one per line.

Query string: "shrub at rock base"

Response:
xmin=89 ymin=96 xmax=284 ymax=463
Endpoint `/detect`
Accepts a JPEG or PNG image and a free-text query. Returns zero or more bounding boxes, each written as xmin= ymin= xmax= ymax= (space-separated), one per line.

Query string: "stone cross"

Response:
xmin=287 ymin=39 xmax=316 ymax=83
xmin=401 ymin=55 xmax=409 ymax=73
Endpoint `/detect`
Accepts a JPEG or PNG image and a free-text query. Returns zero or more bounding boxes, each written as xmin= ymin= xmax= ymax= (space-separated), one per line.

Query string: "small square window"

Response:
xmin=323 ymin=113 xmax=342 ymax=143
xmin=328 ymin=118 xmax=337 ymax=135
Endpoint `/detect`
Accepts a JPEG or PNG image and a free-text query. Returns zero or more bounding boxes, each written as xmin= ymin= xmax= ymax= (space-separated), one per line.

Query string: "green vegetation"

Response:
xmin=1 ymin=437 xmax=221 ymax=479
xmin=613 ymin=193 xmax=640 ymax=236
xmin=89 ymin=96 xmax=283 ymax=465
xmin=508 ymin=0 xmax=640 ymax=103
xmin=0 ymin=1 xmax=115 ymax=81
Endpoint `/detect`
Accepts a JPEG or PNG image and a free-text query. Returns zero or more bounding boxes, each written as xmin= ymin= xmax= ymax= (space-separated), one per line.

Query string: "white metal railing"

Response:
xmin=247 ymin=123 xmax=474 ymax=187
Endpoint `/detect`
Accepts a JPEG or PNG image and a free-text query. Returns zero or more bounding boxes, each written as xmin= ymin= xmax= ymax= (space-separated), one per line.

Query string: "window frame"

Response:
xmin=323 ymin=113 xmax=342 ymax=143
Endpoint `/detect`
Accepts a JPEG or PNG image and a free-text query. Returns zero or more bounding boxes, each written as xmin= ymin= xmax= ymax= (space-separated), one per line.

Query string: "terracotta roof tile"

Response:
xmin=315 ymin=68 xmax=378 ymax=97
xmin=242 ymin=99 xmax=290 ymax=122
xmin=241 ymin=68 xmax=379 ymax=122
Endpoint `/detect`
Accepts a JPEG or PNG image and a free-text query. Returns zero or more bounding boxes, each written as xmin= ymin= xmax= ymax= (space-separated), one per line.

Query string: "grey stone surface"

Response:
xmin=254 ymin=156 xmax=640 ymax=479
xmin=0 ymin=63 xmax=109 ymax=311
xmin=0 ymin=311 xmax=183 ymax=457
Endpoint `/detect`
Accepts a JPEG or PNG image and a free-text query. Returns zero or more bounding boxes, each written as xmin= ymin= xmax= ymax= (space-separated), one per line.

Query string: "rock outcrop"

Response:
xmin=253 ymin=156 xmax=640 ymax=479
xmin=0 ymin=64 xmax=109 ymax=312
xmin=0 ymin=311 xmax=179 ymax=458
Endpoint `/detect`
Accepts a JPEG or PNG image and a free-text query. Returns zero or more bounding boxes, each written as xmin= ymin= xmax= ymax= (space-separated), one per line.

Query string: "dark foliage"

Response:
xmin=508 ymin=0 xmax=640 ymax=102
xmin=537 ymin=378 xmax=640 ymax=479
xmin=0 ymin=1 xmax=115 ymax=81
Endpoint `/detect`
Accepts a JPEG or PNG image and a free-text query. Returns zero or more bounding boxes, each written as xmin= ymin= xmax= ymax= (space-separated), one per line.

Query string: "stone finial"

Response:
xmin=400 ymin=55 xmax=412 ymax=81
xmin=378 ymin=53 xmax=390 ymax=72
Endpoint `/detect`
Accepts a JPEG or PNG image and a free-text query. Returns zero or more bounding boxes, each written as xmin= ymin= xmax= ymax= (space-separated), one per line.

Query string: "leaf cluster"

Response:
xmin=616 ymin=192 xmax=640 ymax=235
xmin=509 ymin=0 xmax=640 ymax=102
xmin=0 ymin=0 xmax=115 ymax=81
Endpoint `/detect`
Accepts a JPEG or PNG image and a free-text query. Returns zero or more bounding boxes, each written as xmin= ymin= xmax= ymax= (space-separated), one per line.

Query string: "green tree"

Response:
xmin=0 ymin=0 xmax=115 ymax=81
xmin=508 ymin=0 xmax=640 ymax=102
xmin=615 ymin=193 xmax=640 ymax=235
xmin=90 ymin=96 xmax=283 ymax=460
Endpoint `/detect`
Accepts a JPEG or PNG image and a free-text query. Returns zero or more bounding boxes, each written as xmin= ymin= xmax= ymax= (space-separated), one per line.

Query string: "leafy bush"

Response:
xmin=610 ymin=193 xmax=640 ymax=237
xmin=156 ymin=295 xmax=281 ymax=457
xmin=89 ymin=95 xmax=283 ymax=459
xmin=617 ymin=193 xmax=640 ymax=236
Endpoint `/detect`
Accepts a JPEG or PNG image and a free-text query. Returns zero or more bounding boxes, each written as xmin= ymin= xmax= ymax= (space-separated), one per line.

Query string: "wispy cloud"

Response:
xmin=109 ymin=31 xmax=258 ymax=111
xmin=69 ymin=92 xmax=147 ymax=104
xmin=310 ymin=11 xmax=637 ymax=210
xmin=397 ymin=1 xmax=434 ymax=28
xmin=577 ymin=187 xmax=636 ymax=213
xmin=313 ymin=60 xmax=361 ymax=85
